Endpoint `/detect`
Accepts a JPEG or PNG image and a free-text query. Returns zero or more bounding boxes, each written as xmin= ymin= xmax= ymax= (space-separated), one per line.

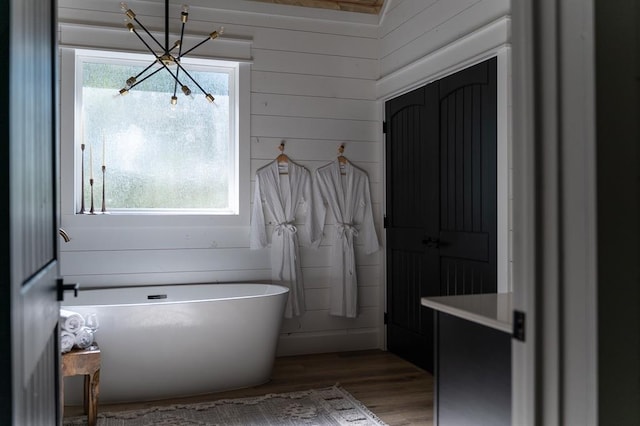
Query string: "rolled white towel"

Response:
xmin=60 ymin=331 xmax=75 ymax=353
xmin=60 ymin=309 xmax=85 ymax=333
xmin=74 ymin=326 xmax=94 ymax=350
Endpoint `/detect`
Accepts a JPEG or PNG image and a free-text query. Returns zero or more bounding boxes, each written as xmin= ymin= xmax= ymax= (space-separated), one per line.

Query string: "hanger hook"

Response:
xmin=338 ymin=144 xmax=344 ymax=156
xmin=279 ymin=141 xmax=285 ymax=153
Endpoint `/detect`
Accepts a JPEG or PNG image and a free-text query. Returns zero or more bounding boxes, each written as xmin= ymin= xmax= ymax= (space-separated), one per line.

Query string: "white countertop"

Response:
xmin=421 ymin=293 xmax=513 ymax=333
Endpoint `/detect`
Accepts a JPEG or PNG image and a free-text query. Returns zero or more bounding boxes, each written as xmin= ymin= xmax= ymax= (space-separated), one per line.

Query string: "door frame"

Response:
xmin=511 ymin=0 xmax=601 ymax=424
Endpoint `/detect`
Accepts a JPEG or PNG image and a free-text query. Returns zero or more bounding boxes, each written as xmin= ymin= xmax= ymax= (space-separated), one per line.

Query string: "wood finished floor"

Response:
xmin=65 ymin=349 xmax=434 ymax=425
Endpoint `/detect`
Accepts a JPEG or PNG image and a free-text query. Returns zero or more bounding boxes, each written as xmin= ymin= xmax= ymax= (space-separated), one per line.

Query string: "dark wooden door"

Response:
xmin=385 ymin=57 xmax=497 ymax=372
xmin=437 ymin=58 xmax=497 ymax=297
xmin=1 ymin=0 xmax=61 ymax=424
xmin=385 ymin=83 xmax=440 ymax=372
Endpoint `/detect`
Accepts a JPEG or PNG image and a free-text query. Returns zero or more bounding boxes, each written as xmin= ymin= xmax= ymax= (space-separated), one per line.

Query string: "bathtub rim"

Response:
xmin=61 ymin=282 xmax=289 ymax=308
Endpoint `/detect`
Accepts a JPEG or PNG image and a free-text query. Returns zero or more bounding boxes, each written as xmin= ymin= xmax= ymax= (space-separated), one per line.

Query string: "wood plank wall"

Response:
xmin=379 ymin=0 xmax=510 ymax=79
xmin=57 ymin=0 xmax=511 ymax=356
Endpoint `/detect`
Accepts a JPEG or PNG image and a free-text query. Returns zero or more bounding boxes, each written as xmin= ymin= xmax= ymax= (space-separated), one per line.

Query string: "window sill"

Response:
xmin=61 ymin=211 xmax=247 ymax=229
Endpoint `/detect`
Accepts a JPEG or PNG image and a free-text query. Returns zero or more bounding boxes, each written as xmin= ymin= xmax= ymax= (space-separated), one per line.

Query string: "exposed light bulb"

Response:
xmin=119 ymin=88 xmax=129 ymax=96
xmin=205 ymin=94 xmax=215 ymax=103
xmin=171 ymin=96 xmax=178 ymax=105
xmin=126 ymin=76 xmax=136 ymax=87
xmin=181 ymin=86 xmax=191 ymax=96
xmin=210 ymin=27 xmax=224 ymax=41
xmin=121 ymin=2 xmax=135 ymax=19
xmin=181 ymin=5 xmax=189 ymax=24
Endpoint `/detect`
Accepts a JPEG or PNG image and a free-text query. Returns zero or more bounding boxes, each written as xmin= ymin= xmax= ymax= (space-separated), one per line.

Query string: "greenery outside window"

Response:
xmin=75 ymin=49 xmax=238 ymax=215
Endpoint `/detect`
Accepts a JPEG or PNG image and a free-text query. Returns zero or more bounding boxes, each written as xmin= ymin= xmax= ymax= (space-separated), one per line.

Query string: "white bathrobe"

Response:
xmin=250 ymin=160 xmax=320 ymax=318
xmin=314 ymin=160 xmax=379 ymax=318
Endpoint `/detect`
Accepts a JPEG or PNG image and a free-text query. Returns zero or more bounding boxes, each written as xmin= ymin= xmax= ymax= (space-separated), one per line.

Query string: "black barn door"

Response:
xmin=385 ymin=58 xmax=497 ymax=372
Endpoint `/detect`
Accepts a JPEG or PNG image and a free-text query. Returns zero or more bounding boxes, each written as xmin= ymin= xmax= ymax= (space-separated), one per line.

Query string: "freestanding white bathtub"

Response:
xmin=62 ymin=283 xmax=288 ymax=404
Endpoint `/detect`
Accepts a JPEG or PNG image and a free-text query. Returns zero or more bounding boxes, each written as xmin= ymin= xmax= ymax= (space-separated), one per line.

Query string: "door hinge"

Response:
xmin=382 ymin=121 xmax=387 ymax=134
xmin=383 ymin=215 xmax=389 ymax=228
xmin=384 ymin=312 xmax=388 ymax=325
xmin=513 ymin=310 xmax=525 ymax=342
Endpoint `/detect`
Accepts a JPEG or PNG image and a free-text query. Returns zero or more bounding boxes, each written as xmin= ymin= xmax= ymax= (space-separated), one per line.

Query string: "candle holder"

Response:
xmin=101 ymin=165 xmax=107 ymax=213
xmin=89 ymin=178 xmax=96 ymax=215
xmin=80 ymin=143 xmax=86 ymax=214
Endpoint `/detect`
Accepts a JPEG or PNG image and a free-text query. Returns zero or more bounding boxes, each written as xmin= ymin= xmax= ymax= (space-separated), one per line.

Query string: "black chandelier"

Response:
xmin=118 ymin=1 xmax=223 ymax=105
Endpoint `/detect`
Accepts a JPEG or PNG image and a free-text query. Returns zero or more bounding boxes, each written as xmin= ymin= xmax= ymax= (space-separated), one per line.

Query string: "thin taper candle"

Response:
xmin=80 ymin=109 xmax=85 ymax=145
xmin=89 ymin=143 xmax=94 ymax=180
xmin=102 ymin=131 xmax=105 ymax=167
xmin=101 ymin=164 xmax=106 ymax=213
xmin=89 ymin=177 xmax=95 ymax=214
xmin=80 ymin=144 xmax=85 ymax=214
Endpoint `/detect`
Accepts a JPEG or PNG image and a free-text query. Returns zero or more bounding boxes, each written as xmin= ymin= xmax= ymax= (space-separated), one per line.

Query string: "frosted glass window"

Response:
xmin=76 ymin=50 xmax=236 ymax=213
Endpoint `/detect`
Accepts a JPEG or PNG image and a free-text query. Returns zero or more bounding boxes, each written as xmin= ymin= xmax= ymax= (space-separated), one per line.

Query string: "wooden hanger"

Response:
xmin=276 ymin=141 xmax=289 ymax=174
xmin=337 ymin=144 xmax=348 ymax=174
xmin=276 ymin=141 xmax=289 ymax=163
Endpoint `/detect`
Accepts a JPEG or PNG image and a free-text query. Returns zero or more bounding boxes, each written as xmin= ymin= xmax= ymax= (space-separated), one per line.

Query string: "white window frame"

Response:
xmin=74 ymin=49 xmax=238 ymax=215
xmin=59 ymin=46 xmax=251 ymax=228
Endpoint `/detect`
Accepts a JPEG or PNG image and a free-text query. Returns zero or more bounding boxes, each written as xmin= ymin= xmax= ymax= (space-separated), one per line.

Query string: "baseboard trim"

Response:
xmin=276 ymin=329 xmax=380 ymax=357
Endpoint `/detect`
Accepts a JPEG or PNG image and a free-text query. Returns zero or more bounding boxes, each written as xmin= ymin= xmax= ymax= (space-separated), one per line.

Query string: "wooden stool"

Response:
xmin=61 ymin=344 xmax=101 ymax=426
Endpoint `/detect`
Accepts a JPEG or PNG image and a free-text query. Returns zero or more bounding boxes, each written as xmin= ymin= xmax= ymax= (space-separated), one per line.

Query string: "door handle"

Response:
xmin=427 ymin=237 xmax=440 ymax=248
xmin=421 ymin=236 xmax=440 ymax=249
xmin=57 ymin=278 xmax=79 ymax=301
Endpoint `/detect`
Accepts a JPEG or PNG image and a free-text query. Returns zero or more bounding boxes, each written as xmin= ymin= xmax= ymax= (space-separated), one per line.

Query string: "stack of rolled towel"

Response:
xmin=60 ymin=309 xmax=95 ymax=353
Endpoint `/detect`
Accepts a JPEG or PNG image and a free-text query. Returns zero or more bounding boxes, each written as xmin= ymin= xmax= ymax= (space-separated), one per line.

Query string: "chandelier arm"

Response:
xmin=131 ymin=60 xmax=160 ymax=83
xmin=178 ymin=36 xmax=211 ymax=59
xmin=173 ymin=64 xmax=182 ymax=97
xmin=168 ymin=44 xmax=180 ymax=55
xmin=131 ymin=28 xmax=165 ymax=62
xmin=173 ymin=62 xmax=208 ymax=95
xmin=159 ymin=64 xmax=184 ymax=88
xmin=178 ymin=20 xmax=186 ymax=58
xmin=131 ymin=28 xmax=186 ymax=87
xmin=127 ymin=66 xmax=165 ymax=90
xmin=131 ymin=17 xmax=165 ymax=53
xmin=175 ymin=66 xmax=182 ymax=88
xmin=164 ymin=0 xmax=169 ymax=51
xmin=173 ymin=20 xmax=186 ymax=90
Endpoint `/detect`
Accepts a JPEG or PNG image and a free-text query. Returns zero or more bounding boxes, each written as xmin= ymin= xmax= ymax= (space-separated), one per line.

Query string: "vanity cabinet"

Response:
xmin=422 ymin=293 xmax=512 ymax=426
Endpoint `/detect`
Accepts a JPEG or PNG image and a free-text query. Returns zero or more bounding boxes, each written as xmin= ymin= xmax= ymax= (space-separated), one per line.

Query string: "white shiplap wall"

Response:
xmin=57 ymin=0 xmax=383 ymax=356
xmin=378 ymin=0 xmax=510 ymax=98
xmin=58 ymin=0 xmax=513 ymax=357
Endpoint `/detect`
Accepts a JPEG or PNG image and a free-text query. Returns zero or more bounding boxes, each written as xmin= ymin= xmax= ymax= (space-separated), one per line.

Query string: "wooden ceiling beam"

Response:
xmin=249 ymin=0 xmax=384 ymax=15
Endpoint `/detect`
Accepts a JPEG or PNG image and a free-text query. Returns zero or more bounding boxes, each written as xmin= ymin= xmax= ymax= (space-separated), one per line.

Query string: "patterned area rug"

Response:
xmin=63 ymin=385 xmax=388 ymax=426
